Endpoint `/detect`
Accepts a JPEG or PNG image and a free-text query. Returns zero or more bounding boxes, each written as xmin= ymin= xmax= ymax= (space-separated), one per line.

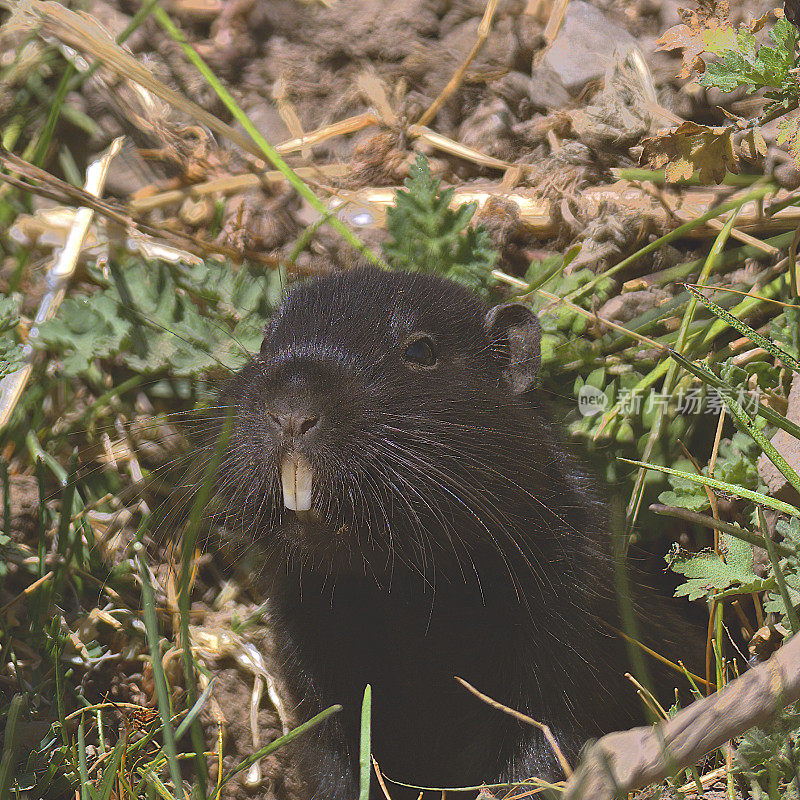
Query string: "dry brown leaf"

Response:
xmin=740 ymin=127 xmax=768 ymax=160
xmin=641 ymin=121 xmax=739 ymax=184
xmin=657 ymin=1 xmax=773 ymax=78
xmin=778 ymin=112 xmax=800 ymax=166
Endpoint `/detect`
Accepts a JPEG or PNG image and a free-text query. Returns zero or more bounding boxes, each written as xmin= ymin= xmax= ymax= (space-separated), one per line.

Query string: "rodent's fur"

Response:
xmin=217 ymin=268 xmax=696 ymax=798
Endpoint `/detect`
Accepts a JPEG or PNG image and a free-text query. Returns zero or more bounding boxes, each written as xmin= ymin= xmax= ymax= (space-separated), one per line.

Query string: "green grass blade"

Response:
xmin=720 ymin=390 xmax=800 ymax=498
xmin=151 ymin=6 xmax=385 ymax=270
xmin=139 ymin=768 xmax=179 ymax=800
xmin=176 ymin=416 xmax=232 ymax=795
xmin=77 ymin=716 xmax=97 ymax=800
xmin=174 ymin=677 xmax=215 ymax=741
xmin=0 ymin=694 xmax=24 ymax=799
xmin=135 ymin=542 xmax=186 ymax=800
xmin=97 ymin=734 xmax=126 ymax=800
xmin=758 ymin=508 xmax=800 ymax=634
xmin=51 ymin=619 xmax=70 ymax=751
xmin=55 ymin=451 xmax=77 ymax=558
xmin=624 ymin=203 xmax=743 ymax=532
xmin=215 ymin=705 xmax=342 ymax=794
xmin=684 ymin=284 xmax=800 ymax=372
xmin=597 ymin=272 xmax=788 ymax=431
xmin=31 ymin=62 xmax=76 ymax=168
xmin=523 ymin=245 xmax=581 ymax=293
xmin=359 ymin=685 xmax=372 ymax=800
xmin=614 ymin=168 xmax=760 ymax=186
xmin=620 ymin=458 xmax=800 ymax=518
xmin=667 ymin=348 xmax=800 ymax=441
xmin=1 ymin=460 xmax=10 ymax=534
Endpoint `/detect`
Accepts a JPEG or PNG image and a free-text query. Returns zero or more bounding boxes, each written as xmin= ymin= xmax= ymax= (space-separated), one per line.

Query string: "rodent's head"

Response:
xmin=220 ymin=268 xmax=548 ymax=579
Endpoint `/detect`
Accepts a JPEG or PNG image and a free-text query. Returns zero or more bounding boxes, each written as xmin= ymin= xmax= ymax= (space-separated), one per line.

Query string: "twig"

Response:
xmin=407 ymin=125 xmax=513 ymax=170
xmin=648 ymin=503 xmax=793 ymax=558
xmin=563 ymin=632 xmax=800 ymax=800
xmin=788 ymin=221 xmax=800 ymax=299
xmin=454 ymin=676 xmax=573 ymax=779
xmin=677 ymin=439 xmax=720 ymax=539
xmin=0 ymin=571 xmax=54 ymax=615
xmin=677 ymin=765 xmax=727 ymax=797
xmin=128 ymin=164 xmax=346 ymax=213
xmin=275 ymin=113 xmax=379 ymax=155
xmin=594 ymin=618 xmax=712 ymax=689
xmin=0 ymin=146 xmax=282 ymax=267
xmin=709 ymin=405 xmax=727 ymax=552
xmin=542 ymin=0 xmax=569 ymax=43
xmin=0 ymin=139 xmax=120 ymax=431
xmin=416 ymin=0 xmax=499 ymax=127
xmin=371 ymin=756 xmax=394 ymax=800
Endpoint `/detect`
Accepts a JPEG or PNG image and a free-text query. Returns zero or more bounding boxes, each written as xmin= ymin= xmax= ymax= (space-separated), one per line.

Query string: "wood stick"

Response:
xmin=563 ymin=633 xmax=800 ymax=800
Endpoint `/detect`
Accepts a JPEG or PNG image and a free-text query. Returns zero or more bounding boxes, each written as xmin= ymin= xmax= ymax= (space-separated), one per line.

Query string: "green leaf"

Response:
xmin=666 ymin=534 xmax=768 ymax=601
xmin=700 ymin=16 xmax=799 ymax=94
xmin=33 ymin=258 xmax=284 ymax=379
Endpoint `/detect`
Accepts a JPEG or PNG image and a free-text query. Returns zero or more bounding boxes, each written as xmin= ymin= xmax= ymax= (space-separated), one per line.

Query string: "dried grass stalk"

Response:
xmin=0 ymin=139 xmax=121 ymax=430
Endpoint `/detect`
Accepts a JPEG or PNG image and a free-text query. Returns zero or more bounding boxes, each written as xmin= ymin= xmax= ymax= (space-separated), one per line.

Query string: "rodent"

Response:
xmin=217 ymin=267 xmax=701 ymax=799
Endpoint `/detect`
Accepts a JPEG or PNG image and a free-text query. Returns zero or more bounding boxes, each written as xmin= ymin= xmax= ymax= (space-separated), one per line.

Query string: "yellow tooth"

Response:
xmin=281 ymin=454 xmax=313 ymax=512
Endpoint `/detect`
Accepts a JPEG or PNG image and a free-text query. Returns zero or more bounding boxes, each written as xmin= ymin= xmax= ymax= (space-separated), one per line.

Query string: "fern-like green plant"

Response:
xmin=0 ymin=296 xmax=24 ymax=379
xmin=383 ymin=155 xmax=497 ymax=296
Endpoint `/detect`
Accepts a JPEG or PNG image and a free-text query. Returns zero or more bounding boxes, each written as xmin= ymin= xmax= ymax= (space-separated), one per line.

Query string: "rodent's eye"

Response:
xmin=402 ymin=336 xmax=437 ymax=368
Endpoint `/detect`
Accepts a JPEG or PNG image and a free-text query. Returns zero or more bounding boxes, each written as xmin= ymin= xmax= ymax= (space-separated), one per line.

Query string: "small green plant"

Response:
xmin=631 ymin=288 xmax=800 ymax=794
xmin=763 ymin=518 xmax=800 ymax=622
xmin=384 ymin=155 xmax=498 ymax=295
xmin=701 ymin=17 xmax=799 ymax=95
xmin=33 ymin=258 xmax=285 ymax=380
xmin=735 ymin=703 xmax=800 ymax=796
xmin=658 ymin=432 xmax=761 ymax=514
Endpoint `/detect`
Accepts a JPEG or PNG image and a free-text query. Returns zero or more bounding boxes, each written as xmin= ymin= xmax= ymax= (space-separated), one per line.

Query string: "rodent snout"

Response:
xmin=268 ymin=411 xmax=320 ymax=440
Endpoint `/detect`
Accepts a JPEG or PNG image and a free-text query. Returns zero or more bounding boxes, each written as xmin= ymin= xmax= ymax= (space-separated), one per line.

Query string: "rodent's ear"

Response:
xmin=484 ymin=302 xmax=541 ymax=394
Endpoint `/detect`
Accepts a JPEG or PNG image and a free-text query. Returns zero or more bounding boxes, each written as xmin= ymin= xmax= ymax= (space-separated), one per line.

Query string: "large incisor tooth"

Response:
xmin=281 ymin=454 xmax=314 ymax=512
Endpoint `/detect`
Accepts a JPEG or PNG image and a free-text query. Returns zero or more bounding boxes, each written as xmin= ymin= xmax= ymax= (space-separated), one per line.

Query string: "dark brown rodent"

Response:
xmin=217 ymin=267 xmax=698 ymax=799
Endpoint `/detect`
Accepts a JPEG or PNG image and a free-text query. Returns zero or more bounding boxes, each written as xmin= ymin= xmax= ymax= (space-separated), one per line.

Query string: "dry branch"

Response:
xmin=334 ymin=181 xmax=800 ymax=240
xmin=0 ymin=145 xmax=281 ymax=267
xmin=563 ymin=632 xmax=800 ymax=800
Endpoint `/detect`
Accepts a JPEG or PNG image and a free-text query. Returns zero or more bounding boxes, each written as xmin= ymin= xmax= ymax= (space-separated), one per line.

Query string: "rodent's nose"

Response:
xmin=268 ymin=411 xmax=320 ymax=439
